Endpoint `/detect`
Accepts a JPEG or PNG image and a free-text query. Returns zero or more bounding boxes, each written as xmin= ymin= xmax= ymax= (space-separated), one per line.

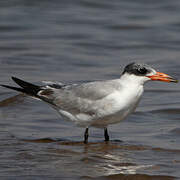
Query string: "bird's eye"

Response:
xmin=137 ymin=67 xmax=147 ymax=74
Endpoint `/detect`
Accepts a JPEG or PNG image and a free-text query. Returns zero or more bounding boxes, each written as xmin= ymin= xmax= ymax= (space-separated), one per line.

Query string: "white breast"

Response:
xmin=75 ymin=83 xmax=144 ymax=127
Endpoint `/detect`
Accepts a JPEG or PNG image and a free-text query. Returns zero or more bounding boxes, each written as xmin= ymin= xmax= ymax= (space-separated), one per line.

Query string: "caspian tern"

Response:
xmin=1 ymin=62 xmax=178 ymax=143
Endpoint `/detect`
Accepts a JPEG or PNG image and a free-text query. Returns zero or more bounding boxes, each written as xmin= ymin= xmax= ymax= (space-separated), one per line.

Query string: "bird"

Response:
xmin=1 ymin=62 xmax=178 ymax=143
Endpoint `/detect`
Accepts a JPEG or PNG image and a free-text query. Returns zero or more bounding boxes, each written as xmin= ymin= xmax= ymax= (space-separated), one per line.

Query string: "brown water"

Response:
xmin=1 ymin=0 xmax=180 ymax=179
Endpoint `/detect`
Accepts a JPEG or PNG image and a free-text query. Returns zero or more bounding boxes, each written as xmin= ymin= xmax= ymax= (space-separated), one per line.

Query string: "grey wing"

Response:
xmin=39 ymin=80 xmax=120 ymax=115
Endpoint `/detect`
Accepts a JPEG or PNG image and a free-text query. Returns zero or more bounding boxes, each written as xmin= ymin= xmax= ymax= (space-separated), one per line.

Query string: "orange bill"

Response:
xmin=147 ymin=72 xmax=178 ymax=83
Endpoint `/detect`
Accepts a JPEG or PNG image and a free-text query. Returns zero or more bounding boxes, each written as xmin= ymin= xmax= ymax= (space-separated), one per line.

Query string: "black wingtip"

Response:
xmin=1 ymin=84 xmax=26 ymax=93
xmin=1 ymin=77 xmax=55 ymax=106
xmin=11 ymin=76 xmax=26 ymax=83
xmin=11 ymin=76 xmax=41 ymax=94
xmin=1 ymin=77 xmax=41 ymax=97
xmin=11 ymin=76 xmax=18 ymax=82
xmin=11 ymin=76 xmax=35 ymax=87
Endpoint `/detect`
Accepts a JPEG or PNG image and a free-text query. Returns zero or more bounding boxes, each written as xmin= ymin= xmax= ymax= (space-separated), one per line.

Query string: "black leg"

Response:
xmin=104 ymin=127 xmax=109 ymax=141
xmin=84 ymin=128 xmax=89 ymax=144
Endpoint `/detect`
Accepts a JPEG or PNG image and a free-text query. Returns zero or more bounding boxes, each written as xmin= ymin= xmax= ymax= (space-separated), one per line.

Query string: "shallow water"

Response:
xmin=0 ymin=0 xmax=180 ymax=179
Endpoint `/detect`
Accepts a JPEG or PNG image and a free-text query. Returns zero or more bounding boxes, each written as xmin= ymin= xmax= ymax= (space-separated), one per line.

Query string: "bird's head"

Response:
xmin=121 ymin=62 xmax=178 ymax=85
